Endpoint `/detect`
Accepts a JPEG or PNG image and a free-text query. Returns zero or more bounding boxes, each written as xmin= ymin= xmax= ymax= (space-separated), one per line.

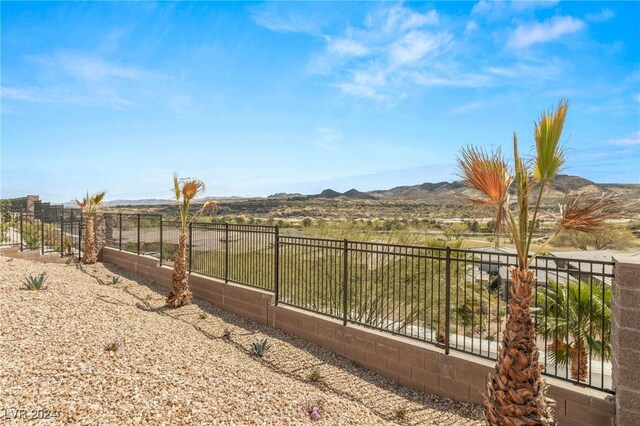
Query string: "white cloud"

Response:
xmin=326 ymin=37 xmax=369 ymax=57
xmin=251 ymin=6 xmax=321 ymax=34
xmin=389 ymin=31 xmax=451 ymax=66
xmin=337 ymin=69 xmax=388 ymax=101
xmin=29 ymin=52 xmax=162 ymax=82
xmin=472 ymin=0 xmax=559 ymax=17
xmin=586 ymin=8 xmax=615 ymax=23
xmin=486 ymin=60 xmax=562 ymax=80
xmin=372 ymin=4 xmax=439 ymax=32
xmin=411 ymin=71 xmax=493 ymax=88
xmin=608 ymin=131 xmax=640 ymax=146
xmin=0 ymin=85 xmax=133 ymax=107
xmin=450 ymin=100 xmax=493 ymax=114
xmin=508 ymin=16 xmax=586 ymax=49
xmin=465 ymin=20 xmax=479 ymax=34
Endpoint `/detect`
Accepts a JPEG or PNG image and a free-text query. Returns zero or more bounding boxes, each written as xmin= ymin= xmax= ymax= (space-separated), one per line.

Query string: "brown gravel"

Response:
xmin=0 ymin=255 xmax=483 ymax=425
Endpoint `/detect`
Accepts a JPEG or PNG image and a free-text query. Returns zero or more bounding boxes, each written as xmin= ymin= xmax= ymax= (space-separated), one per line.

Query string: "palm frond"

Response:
xmin=458 ymin=146 xmax=512 ymax=205
xmin=546 ymin=340 xmax=572 ymax=367
xmin=173 ymin=173 xmax=181 ymax=202
xmin=513 ymin=133 xmax=531 ymax=253
xmin=533 ymin=99 xmax=568 ymax=183
xmin=91 ymin=191 xmax=107 ymax=205
xmin=557 ymin=191 xmax=623 ymax=233
xmin=457 ymin=146 xmax=513 ymax=236
xmin=182 ymin=179 xmax=205 ymax=200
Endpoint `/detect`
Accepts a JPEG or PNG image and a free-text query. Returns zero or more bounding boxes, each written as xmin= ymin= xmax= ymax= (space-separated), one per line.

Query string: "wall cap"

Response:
xmin=613 ymin=253 xmax=640 ymax=268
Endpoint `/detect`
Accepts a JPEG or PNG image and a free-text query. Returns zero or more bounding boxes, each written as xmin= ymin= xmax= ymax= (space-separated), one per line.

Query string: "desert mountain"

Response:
xmin=305 ymin=175 xmax=640 ymax=206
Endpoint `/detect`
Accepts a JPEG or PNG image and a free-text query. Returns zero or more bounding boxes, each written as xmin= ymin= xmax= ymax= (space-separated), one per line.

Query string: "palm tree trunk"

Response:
xmin=485 ymin=268 xmax=555 ymax=425
xmin=83 ymin=215 xmax=97 ymax=264
xmin=166 ymin=230 xmax=192 ymax=308
xmin=570 ymin=342 xmax=588 ymax=382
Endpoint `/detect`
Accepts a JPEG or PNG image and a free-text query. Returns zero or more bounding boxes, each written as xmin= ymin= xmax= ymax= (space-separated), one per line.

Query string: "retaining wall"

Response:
xmin=102 ymin=247 xmax=615 ymax=426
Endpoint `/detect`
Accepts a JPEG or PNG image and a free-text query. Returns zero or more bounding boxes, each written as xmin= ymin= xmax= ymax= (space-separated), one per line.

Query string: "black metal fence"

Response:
xmin=0 ymin=212 xmax=83 ymax=259
xmin=4 ymin=211 xmax=615 ymax=393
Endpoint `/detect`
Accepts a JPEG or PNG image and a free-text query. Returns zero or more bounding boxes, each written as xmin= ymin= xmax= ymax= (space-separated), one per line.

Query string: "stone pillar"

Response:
xmin=612 ymin=254 xmax=640 ymax=426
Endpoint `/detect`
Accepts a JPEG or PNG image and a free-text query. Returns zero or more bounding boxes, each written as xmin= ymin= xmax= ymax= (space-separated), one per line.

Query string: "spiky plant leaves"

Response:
xmin=535 ymin=280 xmax=611 ymax=381
xmin=533 ymin=99 xmax=568 ymax=184
xmin=558 ymin=192 xmax=623 ymax=233
xmin=457 ymin=146 xmax=512 ymax=241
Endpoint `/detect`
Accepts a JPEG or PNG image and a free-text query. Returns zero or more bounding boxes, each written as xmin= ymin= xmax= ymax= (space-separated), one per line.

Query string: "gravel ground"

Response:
xmin=0 ymin=255 xmax=483 ymax=425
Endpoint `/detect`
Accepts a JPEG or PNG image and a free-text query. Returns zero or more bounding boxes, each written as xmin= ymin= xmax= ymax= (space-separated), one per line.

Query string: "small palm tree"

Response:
xmin=166 ymin=173 xmax=218 ymax=308
xmin=76 ymin=191 xmax=107 ymax=264
xmin=457 ymin=99 xmax=621 ymax=425
xmin=535 ymin=280 xmax=611 ymax=382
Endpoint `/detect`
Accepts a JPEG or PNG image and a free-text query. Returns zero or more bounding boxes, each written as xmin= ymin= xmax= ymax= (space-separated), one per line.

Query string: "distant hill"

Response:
xmin=310 ymin=189 xmax=343 ymax=199
xmin=302 ymin=174 xmax=640 ymax=206
xmin=81 ymin=174 xmax=638 ymax=208
xmin=342 ymin=189 xmax=375 ymax=200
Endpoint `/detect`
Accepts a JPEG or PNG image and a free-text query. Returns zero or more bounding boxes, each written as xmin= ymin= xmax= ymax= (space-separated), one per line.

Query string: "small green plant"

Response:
xmin=251 ymin=337 xmax=270 ymax=357
xmin=394 ymin=402 xmax=409 ymax=420
xmin=105 ymin=339 xmax=125 ymax=353
xmin=307 ymin=369 xmax=324 ymax=384
xmin=22 ymin=222 xmax=41 ymax=250
xmin=23 ymin=273 xmax=47 ymax=291
xmin=110 ymin=275 xmax=121 ymax=285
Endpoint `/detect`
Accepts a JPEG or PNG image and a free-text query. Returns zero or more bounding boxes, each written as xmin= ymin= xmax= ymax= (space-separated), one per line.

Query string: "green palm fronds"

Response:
xmin=534 ymin=280 xmax=611 ymax=374
xmin=533 ymin=99 xmax=568 ymax=184
xmin=76 ymin=190 xmax=107 ymax=214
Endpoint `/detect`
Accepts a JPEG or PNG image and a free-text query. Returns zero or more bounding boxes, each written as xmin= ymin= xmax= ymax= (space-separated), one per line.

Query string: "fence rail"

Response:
xmin=1 ymin=211 xmax=615 ymax=393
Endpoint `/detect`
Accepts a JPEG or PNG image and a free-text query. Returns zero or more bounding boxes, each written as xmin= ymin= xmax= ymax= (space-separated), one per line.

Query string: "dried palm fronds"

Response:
xmin=558 ymin=191 xmax=623 ymax=233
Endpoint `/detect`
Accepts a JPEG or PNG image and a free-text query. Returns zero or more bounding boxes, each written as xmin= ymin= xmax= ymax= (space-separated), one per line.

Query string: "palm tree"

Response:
xmin=534 ymin=280 xmax=611 ymax=382
xmin=457 ymin=99 xmax=621 ymax=425
xmin=166 ymin=174 xmax=218 ymax=308
xmin=76 ymin=191 xmax=107 ymax=264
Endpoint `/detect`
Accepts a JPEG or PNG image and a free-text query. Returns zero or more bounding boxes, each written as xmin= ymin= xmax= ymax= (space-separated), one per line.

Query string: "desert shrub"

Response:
xmin=23 ymin=273 xmax=47 ymax=291
xmin=251 ymin=337 xmax=270 ymax=357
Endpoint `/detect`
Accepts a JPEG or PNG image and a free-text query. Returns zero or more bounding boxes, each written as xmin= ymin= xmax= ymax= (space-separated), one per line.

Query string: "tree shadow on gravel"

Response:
xmin=91 ymin=261 xmax=482 ymax=425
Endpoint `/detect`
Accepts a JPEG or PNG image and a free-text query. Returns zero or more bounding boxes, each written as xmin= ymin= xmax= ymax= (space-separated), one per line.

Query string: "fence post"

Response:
xmin=60 ymin=216 xmax=64 ymax=257
xmin=159 ymin=216 xmax=163 ymax=267
xmin=274 ymin=225 xmax=280 ymax=305
xmin=119 ymin=213 xmax=122 ymax=251
xmin=19 ymin=211 xmax=23 ymax=251
xmin=137 ymin=214 xmax=141 ymax=255
xmin=343 ymin=239 xmax=348 ymax=326
xmin=224 ymin=223 xmax=229 ymax=283
xmin=41 ymin=218 xmax=44 ymax=255
xmin=188 ymin=221 xmax=193 ymax=274
xmin=444 ymin=246 xmax=451 ymax=355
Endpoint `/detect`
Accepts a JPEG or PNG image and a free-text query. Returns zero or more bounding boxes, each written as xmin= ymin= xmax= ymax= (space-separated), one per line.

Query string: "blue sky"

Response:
xmin=1 ymin=1 xmax=639 ymax=203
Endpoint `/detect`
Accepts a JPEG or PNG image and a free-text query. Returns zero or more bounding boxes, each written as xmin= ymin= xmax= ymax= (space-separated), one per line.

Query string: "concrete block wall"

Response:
xmin=612 ymin=254 xmax=640 ymax=426
xmin=102 ymin=247 xmax=615 ymax=425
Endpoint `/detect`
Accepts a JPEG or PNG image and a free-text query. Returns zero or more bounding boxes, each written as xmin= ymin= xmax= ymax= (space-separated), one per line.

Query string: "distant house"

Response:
xmin=549 ymin=251 xmax=618 ymax=286
xmin=468 ymin=247 xmax=616 ymax=300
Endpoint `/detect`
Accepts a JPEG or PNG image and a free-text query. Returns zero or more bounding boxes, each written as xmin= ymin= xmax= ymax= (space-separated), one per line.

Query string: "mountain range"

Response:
xmin=269 ymin=174 xmax=640 ymax=206
xmin=91 ymin=175 xmax=639 ymax=207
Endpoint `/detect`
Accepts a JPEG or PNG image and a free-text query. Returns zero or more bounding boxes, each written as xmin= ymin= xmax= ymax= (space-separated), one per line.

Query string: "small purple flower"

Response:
xmin=310 ymin=407 xmax=321 ymax=421
xmin=117 ymin=340 xmax=125 ymax=353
